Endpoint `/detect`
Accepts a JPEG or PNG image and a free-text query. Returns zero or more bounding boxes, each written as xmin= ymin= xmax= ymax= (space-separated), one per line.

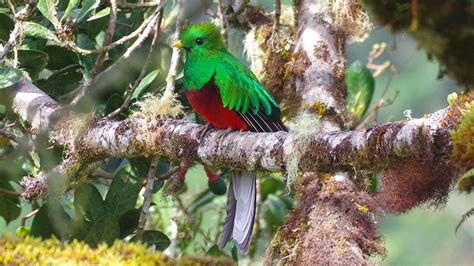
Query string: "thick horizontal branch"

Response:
xmin=70 ymin=104 xmax=454 ymax=173
xmin=10 ymin=80 xmax=465 ymax=175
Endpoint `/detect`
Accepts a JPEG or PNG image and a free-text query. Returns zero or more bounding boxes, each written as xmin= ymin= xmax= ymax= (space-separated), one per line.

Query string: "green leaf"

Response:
xmin=262 ymin=194 xmax=287 ymax=232
xmin=457 ymin=168 xmax=474 ymax=193
xmin=0 ymin=104 xmax=6 ymax=115
xmin=36 ymin=65 xmax=82 ymax=98
xmin=455 ymin=208 xmax=474 ymax=234
xmin=61 ymin=0 xmax=79 ymax=21
xmin=37 ymin=0 xmax=59 ymax=26
xmin=0 ymin=67 xmax=22 ymax=89
xmin=128 ymin=157 xmax=170 ymax=180
xmin=30 ymin=202 xmax=72 ymax=239
xmin=0 ymin=12 xmax=14 ymax=41
xmin=76 ymin=0 xmax=101 ymax=23
xmin=206 ymin=244 xmax=230 ymax=257
xmin=152 ymin=180 xmax=165 ymax=193
xmin=104 ymin=94 xmax=124 ymax=115
xmin=131 ymin=230 xmax=171 ymax=251
xmin=0 ymin=180 xmax=20 ymax=224
xmin=104 ymin=165 xmax=141 ymax=217
xmin=17 ymin=49 xmax=49 ymax=79
xmin=74 ymin=183 xmax=106 ymax=223
xmin=44 ymin=45 xmax=79 ymax=70
xmin=76 ymin=34 xmax=96 ymax=76
xmin=84 ymin=214 xmax=120 ymax=247
xmin=188 ymin=189 xmax=215 ymax=213
xmin=368 ymin=172 xmax=378 ymax=193
xmin=118 ymin=208 xmax=141 ymax=238
xmin=87 ymin=7 xmax=111 ymax=21
xmin=345 ymin=61 xmax=375 ymax=118
xmin=24 ymin=22 xmax=60 ymax=43
xmin=260 ymin=177 xmax=286 ymax=201
xmin=0 ymin=144 xmax=13 ymax=156
xmin=231 ymin=244 xmax=238 ymax=262
xmin=131 ymin=69 xmax=160 ymax=101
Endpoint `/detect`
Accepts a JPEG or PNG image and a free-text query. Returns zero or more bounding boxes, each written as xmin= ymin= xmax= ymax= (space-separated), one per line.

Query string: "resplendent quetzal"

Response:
xmin=174 ymin=22 xmax=287 ymax=252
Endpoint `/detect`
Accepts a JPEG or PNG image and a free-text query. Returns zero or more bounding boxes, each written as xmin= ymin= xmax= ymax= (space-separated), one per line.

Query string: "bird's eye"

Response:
xmin=196 ymin=38 xmax=203 ymax=45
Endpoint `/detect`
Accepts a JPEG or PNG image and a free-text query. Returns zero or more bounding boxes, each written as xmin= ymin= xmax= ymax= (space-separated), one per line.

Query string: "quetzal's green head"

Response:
xmin=174 ymin=22 xmax=225 ymax=54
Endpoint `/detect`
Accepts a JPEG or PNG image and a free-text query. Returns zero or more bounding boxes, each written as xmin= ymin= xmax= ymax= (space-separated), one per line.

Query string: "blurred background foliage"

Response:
xmin=0 ymin=0 xmax=472 ymax=265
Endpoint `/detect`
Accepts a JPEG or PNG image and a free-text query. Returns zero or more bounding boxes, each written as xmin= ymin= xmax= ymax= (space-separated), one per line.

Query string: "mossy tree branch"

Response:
xmin=8 ymin=78 xmax=471 ymax=202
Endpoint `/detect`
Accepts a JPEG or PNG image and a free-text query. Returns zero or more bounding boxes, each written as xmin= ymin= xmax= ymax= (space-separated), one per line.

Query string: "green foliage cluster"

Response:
xmin=23 ymin=164 xmax=171 ymax=250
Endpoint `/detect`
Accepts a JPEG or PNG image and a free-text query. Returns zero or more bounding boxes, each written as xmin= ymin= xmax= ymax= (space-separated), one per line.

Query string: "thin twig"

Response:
xmin=0 ymin=23 xmax=21 ymax=60
xmin=6 ymin=0 xmax=16 ymax=14
xmin=12 ymin=46 xmax=19 ymax=68
xmin=410 ymin=0 xmax=419 ymax=31
xmin=118 ymin=0 xmax=163 ymax=8
xmin=116 ymin=22 xmax=133 ymax=29
xmin=106 ymin=6 xmax=165 ymax=119
xmin=63 ymin=5 xmax=166 ymax=104
xmin=70 ymin=0 xmax=118 ymax=105
xmin=0 ymin=187 xmax=21 ymax=198
xmin=20 ymin=208 xmax=39 ymax=227
xmin=273 ymin=0 xmax=281 ymax=30
xmin=356 ymin=66 xmax=399 ymax=129
xmin=366 ymin=43 xmax=390 ymax=78
xmin=156 ymin=167 xmax=180 ymax=181
xmin=174 ymin=194 xmax=190 ymax=216
xmin=217 ymin=0 xmax=228 ymax=47
xmin=65 ymin=7 xmax=163 ymax=56
xmin=162 ymin=0 xmax=185 ymax=100
xmin=136 ymin=156 xmax=160 ymax=240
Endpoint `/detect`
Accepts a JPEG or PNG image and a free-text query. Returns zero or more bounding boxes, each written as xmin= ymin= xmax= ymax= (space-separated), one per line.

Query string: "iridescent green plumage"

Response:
xmin=178 ymin=22 xmax=286 ymax=253
xmin=180 ymin=22 xmax=278 ymax=115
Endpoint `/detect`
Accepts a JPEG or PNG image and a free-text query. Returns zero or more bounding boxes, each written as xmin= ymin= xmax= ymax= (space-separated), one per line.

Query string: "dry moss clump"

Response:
xmin=132 ymin=93 xmax=184 ymax=121
xmin=323 ymin=0 xmax=372 ymax=41
xmin=0 ymin=235 xmax=233 ymax=266
xmin=376 ymin=160 xmax=454 ymax=213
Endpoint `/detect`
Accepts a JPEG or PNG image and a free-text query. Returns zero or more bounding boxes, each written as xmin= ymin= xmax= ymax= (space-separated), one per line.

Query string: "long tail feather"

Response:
xmin=218 ymin=170 xmax=256 ymax=253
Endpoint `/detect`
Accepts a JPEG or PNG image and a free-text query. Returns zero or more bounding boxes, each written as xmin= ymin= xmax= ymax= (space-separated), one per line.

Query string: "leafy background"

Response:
xmin=0 ymin=0 xmax=472 ymax=264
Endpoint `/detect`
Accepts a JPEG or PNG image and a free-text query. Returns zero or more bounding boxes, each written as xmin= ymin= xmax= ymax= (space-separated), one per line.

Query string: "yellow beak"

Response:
xmin=173 ymin=41 xmax=183 ymax=48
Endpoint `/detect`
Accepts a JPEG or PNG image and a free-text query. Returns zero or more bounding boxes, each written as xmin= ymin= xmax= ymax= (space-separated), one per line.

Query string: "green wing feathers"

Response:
xmin=215 ymin=53 xmax=278 ymax=115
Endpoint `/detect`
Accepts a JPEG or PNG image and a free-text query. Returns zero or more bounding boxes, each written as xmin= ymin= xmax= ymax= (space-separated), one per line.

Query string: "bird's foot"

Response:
xmin=216 ymin=128 xmax=234 ymax=140
xmin=199 ymin=123 xmax=213 ymax=138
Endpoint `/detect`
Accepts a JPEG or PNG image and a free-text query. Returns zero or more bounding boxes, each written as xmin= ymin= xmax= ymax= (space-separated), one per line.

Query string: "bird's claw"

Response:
xmin=216 ymin=128 xmax=234 ymax=140
xmin=199 ymin=123 xmax=213 ymax=138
